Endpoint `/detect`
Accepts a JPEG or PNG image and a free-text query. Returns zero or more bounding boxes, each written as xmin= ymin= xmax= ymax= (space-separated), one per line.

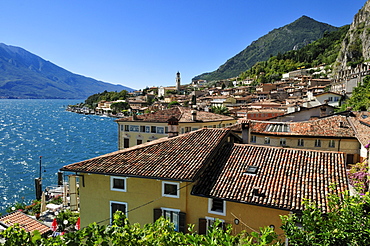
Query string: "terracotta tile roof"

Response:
xmin=192 ymin=144 xmax=348 ymax=212
xmin=0 ymin=211 xmax=51 ymax=235
xmin=115 ymin=107 xmax=234 ymax=123
xmin=61 ymin=129 xmax=233 ymax=181
xmin=246 ymin=115 xmax=356 ymax=138
xmin=347 ymin=112 xmax=370 ymax=146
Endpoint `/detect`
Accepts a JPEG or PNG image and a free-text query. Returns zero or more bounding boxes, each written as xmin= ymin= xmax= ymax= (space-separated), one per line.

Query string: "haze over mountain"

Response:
xmin=193 ymin=16 xmax=338 ymax=82
xmin=0 ymin=43 xmax=133 ymax=99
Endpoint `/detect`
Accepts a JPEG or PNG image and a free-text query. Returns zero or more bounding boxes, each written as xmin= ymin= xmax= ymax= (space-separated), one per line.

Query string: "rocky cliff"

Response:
xmin=335 ymin=0 xmax=370 ymax=71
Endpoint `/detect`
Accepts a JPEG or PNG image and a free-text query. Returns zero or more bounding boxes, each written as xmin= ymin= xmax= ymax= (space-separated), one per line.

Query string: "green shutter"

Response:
xmin=179 ymin=212 xmax=186 ymax=233
xmin=153 ymin=208 xmax=162 ymax=222
xmin=198 ymin=218 xmax=207 ymax=235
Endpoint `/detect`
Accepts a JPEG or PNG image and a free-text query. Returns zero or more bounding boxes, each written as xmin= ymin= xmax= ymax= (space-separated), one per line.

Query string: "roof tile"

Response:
xmin=115 ymin=107 xmax=234 ymax=123
xmin=0 ymin=211 xmax=51 ymax=235
xmin=61 ymin=129 xmax=231 ymax=181
xmin=192 ymin=144 xmax=348 ymax=212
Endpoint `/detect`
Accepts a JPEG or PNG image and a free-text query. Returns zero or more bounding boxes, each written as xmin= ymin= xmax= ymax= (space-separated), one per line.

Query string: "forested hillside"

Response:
xmin=239 ymin=25 xmax=350 ymax=83
xmin=193 ymin=16 xmax=338 ymax=82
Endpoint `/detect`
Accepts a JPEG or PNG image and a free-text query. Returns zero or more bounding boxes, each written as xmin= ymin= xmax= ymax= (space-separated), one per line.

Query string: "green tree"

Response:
xmin=281 ymin=188 xmax=370 ymax=245
xmin=110 ymin=101 xmax=129 ymax=114
xmin=167 ymin=101 xmax=180 ymax=108
xmin=340 ymin=75 xmax=370 ymax=111
xmin=0 ymin=212 xmax=281 ymax=245
xmin=211 ymin=106 xmax=230 ymax=116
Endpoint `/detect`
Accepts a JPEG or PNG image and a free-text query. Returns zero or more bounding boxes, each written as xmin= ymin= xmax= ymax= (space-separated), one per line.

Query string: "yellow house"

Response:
xmin=61 ymin=128 xmax=348 ymax=236
xmin=115 ymin=106 xmax=236 ymax=149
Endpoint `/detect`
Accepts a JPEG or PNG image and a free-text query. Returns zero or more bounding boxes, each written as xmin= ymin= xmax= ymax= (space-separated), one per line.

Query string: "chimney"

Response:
xmin=320 ymin=106 xmax=327 ymax=117
xmin=241 ymin=121 xmax=251 ymax=144
xmin=167 ymin=116 xmax=179 ymax=138
xmin=252 ymin=187 xmax=260 ymax=196
xmin=191 ymin=110 xmax=197 ymax=121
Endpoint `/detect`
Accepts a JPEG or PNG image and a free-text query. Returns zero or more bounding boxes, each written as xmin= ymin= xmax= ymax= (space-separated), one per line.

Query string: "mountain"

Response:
xmin=0 ymin=43 xmax=133 ymax=99
xmin=193 ymin=16 xmax=338 ymax=82
xmin=334 ymin=0 xmax=370 ymax=71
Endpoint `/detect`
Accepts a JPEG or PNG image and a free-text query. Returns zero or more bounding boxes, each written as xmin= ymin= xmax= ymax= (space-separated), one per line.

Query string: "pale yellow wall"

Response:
xmin=117 ymin=122 xmax=168 ymax=149
xmin=252 ymin=134 xmax=360 ymax=162
xmin=80 ymin=174 xmax=188 ymax=227
xmin=186 ymin=193 xmax=288 ymax=236
xmin=80 ymin=173 xmax=289 ymax=237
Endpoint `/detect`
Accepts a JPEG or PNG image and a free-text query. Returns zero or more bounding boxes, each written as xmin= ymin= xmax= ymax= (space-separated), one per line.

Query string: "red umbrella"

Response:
xmin=75 ymin=217 xmax=80 ymax=230
xmin=51 ymin=218 xmax=58 ymax=232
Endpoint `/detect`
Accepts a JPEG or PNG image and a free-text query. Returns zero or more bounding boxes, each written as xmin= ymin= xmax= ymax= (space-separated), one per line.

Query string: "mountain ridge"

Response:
xmin=193 ymin=16 xmax=339 ymax=82
xmin=0 ymin=43 xmax=133 ymax=99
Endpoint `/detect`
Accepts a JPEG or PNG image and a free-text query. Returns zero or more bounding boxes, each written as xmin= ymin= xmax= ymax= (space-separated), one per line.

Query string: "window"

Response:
xmin=185 ymin=127 xmax=191 ymax=133
xmin=137 ymin=139 xmax=142 ymax=145
xmin=208 ymin=198 xmax=226 ymax=216
xmin=111 ymin=176 xmax=126 ymax=192
xmin=163 ymin=208 xmax=180 ymax=231
xmin=162 ymin=181 xmax=179 ymax=198
xmin=129 ymin=125 xmax=139 ymax=132
xmin=315 ymin=139 xmax=321 ymax=147
xmin=280 ymin=138 xmax=286 ymax=146
xmin=140 ymin=126 xmax=145 ymax=132
xmin=206 ymin=217 xmax=225 ymax=232
xmin=151 ymin=126 xmax=157 ymax=133
xmin=264 ymin=137 xmax=270 ymax=144
xmin=154 ymin=208 xmax=186 ymax=232
xmin=157 ymin=127 xmax=165 ymax=134
xmin=145 ymin=126 xmax=150 ymax=133
xmin=250 ymin=135 xmax=256 ymax=143
xmin=124 ymin=125 xmax=129 ymax=131
xmin=329 ymin=140 xmax=335 ymax=148
xmin=124 ymin=138 xmax=129 ymax=148
xmin=120 ymin=125 xmax=124 ymax=131
xmin=334 ymin=97 xmax=339 ymax=102
xmin=328 ymin=97 xmax=333 ymax=101
xmin=298 ymin=139 xmax=304 ymax=146
xmin=110 ymin=201 xmax=127 ymax=223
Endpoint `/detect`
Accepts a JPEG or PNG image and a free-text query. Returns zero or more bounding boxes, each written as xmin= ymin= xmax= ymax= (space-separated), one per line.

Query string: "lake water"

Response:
xmin=0 ymin=99 xmax=118 ymax=212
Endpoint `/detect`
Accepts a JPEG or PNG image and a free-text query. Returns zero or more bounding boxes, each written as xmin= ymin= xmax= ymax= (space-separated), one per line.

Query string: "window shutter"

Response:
xmin=153 ymin=208 xmax=162 ymax=222
xmin=198 ymin=218 xmax=207 ymax=235
xmin=179 ymin=212 xmax=186 ymax=233
xmin=222 ymin=222 xmax=229 ymax=231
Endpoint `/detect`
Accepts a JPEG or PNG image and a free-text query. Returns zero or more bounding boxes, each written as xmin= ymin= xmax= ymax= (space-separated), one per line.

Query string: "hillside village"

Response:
xmin=70 ymin=62 xmax=370 ymax=119
xmin=57 ymin=62 xmax=370 ymax=239
xmin=3 ymin=1 xmax=370 ymax=243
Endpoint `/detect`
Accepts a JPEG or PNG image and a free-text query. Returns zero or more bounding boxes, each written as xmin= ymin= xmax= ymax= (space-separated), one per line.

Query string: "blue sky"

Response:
xmin=0 ymin=0 xmax=366 ymax=90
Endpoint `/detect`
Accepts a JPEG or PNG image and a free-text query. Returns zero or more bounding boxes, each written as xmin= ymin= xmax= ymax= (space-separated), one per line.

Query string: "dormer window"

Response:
xmin=244 ymin=165 xmax=258 ymax=175
xmin=266 ymin=124 xmax=290 ymax=132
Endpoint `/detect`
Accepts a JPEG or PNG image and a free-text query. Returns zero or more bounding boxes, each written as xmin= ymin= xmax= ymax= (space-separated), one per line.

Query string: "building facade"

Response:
xmin=61 ymin=128 xmax=348 ymax=237
xmin=115 ymin=107 xmax=236 ymax=149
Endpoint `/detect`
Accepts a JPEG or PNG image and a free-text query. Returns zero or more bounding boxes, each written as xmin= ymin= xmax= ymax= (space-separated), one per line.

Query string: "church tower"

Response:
xmin=176 ymin=71 xmax=181 ymax=91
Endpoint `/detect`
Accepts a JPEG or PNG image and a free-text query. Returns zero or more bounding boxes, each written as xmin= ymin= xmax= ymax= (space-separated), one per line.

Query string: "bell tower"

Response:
xmin=176 ymin=71 xmax=181 ymax=91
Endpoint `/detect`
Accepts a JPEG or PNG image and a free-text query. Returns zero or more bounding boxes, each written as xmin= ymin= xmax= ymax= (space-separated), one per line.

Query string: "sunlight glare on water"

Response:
xmin=0 ymin=99 xmax=118 ymax=212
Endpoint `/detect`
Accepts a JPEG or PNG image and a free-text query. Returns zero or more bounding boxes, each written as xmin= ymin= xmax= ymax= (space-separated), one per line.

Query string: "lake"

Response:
xmin=0 ymin=99 xmax=118 ymax=212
